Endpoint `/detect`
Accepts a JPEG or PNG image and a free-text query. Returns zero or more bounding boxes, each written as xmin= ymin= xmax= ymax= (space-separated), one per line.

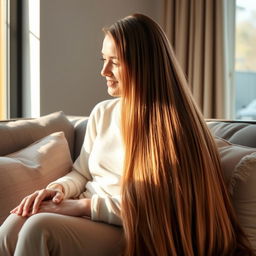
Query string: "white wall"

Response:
xmin=40 ymin=0 xmax=164 ymax=116
xmin=22 ymin=0 xmax=40 ymax=117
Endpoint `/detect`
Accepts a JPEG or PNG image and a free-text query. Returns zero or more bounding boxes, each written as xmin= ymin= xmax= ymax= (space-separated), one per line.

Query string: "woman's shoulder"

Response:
xmin=90 ymin=98 xmax=120 ymax=119
xmin=94 ymin=98 xmax=120 ymax=110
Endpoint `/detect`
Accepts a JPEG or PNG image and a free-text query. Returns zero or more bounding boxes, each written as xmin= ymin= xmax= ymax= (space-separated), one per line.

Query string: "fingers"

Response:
xmin=23 ymin=191 xmax=42 ymax=216
xmin=31 ymin=189 xmax=49 ymax=214
xmin=52 ymin=190 xmax=64 ymax=204
xmin=10 ymin=205 xmax=20 ymax=214
xmin=10 ymin=188 xmax=61 ymax=217
xmin=10 ymin=192 xmax=38 ymax=216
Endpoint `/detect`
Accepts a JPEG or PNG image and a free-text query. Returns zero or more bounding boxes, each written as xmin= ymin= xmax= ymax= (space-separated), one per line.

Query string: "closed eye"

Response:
xmin=100 ymin=57 xmax=119 ymax=66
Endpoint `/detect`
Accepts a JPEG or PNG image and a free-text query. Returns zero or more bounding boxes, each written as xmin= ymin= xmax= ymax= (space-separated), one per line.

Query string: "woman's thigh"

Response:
xmin=15 ymin=213 xmax=124 ymax=256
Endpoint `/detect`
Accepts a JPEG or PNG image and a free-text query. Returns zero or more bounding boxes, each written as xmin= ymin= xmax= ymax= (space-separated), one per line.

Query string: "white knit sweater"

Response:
xmin=48 ymin=98 xmax=124 ymax=226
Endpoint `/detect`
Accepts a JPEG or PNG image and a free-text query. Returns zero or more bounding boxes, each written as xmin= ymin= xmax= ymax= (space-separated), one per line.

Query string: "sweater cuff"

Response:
xmin=46 ymin=182 xmax=72 ymax=199
xmin=91 ymin=194 xmax=122 ymax=226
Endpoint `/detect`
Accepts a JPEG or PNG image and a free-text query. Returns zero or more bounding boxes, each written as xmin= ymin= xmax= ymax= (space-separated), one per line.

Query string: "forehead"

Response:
xmin=101 ymin=34 xmax=118 ymax=57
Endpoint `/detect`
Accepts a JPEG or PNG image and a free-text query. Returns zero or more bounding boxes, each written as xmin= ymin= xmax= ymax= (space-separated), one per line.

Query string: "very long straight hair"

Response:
xmin=104 ymin=14 xmax=253 ymax=256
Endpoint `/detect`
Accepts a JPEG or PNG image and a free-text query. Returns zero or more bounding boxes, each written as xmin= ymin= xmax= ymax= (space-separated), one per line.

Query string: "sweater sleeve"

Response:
xmin=91 ymin=194 xmax=122 ymax=226
xmin=47 ymin=99 xmax=123 ymax=226
xmin=47 ymin=106 xmax=98 ymax=198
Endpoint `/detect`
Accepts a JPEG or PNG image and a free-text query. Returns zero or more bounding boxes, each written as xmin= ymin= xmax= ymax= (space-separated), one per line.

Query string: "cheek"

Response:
xmin=115 ymin=68 xmax=122 ymax=81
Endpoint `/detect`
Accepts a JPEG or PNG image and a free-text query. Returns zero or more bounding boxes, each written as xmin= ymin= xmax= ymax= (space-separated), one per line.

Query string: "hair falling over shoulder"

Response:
xmin=104 ymin=14 xmax=254 ymax=256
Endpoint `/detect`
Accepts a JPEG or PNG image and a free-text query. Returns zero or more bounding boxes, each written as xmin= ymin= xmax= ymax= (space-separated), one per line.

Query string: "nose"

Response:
xmin=101 ymin=61 xmax=112 ymax=77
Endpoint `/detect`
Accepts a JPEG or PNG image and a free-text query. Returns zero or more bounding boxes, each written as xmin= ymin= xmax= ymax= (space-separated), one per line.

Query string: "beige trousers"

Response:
xmin=0 ymin=213 xmax=123 ymax=256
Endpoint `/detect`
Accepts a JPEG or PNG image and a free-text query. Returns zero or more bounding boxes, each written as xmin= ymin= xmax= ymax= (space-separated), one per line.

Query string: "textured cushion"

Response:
xmin=215 ymin=137 xmax=256 ymax=192
xmin=208 ymin=121 xmax=256 ymax=148
xmin=232 ymin=153 xmax=256 ymax=250
xmin=0 ymin=132 xmax=72 ymax=224
xmin=0 ymin=111 xmax=74 ymax=158
xmin=215 ymin=137 xmax=256 ymax=249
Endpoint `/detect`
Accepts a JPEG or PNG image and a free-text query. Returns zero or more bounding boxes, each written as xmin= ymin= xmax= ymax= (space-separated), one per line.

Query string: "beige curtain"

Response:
xmin=163 ymin=0 xmax=225 ymax=119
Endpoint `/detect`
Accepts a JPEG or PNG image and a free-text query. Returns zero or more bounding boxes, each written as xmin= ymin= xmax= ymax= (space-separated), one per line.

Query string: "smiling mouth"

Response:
xmin=107 ymin=80 xmax=118 ymax=87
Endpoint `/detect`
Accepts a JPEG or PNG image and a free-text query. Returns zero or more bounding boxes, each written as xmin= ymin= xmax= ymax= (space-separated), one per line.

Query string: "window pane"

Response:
xmin=236 ymin=0 xmax=256 ymax=120
xmin=0 ymin=0 xmax=7 ymax=119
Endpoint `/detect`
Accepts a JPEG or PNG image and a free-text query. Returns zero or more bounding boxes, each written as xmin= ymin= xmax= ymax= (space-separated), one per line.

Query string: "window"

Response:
xmin=0 ymin=0 xmax=8 ymax=119
xmin=0 ymin=0 xmax=23 ymax=120
xmin=0 ymin=1 xmax=40 ymax=119
xmin=235 ymin=0 xmax=256 ymax=120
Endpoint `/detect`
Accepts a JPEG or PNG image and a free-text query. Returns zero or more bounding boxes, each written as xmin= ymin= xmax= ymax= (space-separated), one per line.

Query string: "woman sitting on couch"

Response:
xmin=0 ymin=13 xmax=254 ymax=256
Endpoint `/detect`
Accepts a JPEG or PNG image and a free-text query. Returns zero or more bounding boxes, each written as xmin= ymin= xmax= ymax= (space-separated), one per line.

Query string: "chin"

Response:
xmin=108 ymin=88 xmax=121 ymax=97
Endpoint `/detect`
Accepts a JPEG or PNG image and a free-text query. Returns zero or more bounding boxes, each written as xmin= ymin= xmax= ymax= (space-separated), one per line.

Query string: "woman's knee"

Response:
xmin=0 ymin=214 xmax=27 ymax=256
xmin=14 ymin=213 xmax=59 ymax=256
xmin=18 ymin=213 xmax=54 ymax=239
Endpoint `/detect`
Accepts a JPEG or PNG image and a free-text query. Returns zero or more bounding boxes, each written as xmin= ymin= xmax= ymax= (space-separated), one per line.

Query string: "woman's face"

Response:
xmin=101 ymin=34 xmax=122 ymax=97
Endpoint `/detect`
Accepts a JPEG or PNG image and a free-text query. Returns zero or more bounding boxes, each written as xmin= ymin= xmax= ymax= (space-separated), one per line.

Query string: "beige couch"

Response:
xmin=0 ymin=112 xmax=256 ymax=250
xmin=208 ymin=120 xmax=256 ymax=251
xmin=0 ymin=111 xmax=88 ymax=224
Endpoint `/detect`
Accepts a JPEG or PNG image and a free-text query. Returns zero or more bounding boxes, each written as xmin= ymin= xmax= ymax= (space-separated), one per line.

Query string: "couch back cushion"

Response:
xmin=216 ymin=137 xmax=256 ymax=250
xmin=69 ymin=117 xmax=88 ymax=159
xmin=0 ymin=111 xmax=74 ymax=158
xmin=208 ymin=121 xmax=256 ymax=148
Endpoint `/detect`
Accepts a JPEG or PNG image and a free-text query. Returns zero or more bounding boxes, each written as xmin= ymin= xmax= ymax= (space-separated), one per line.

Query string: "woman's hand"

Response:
xmin=10 ymin=184 xmax=65 ymax=217
xmin=36 ymin=199 xmax=91 ymax=217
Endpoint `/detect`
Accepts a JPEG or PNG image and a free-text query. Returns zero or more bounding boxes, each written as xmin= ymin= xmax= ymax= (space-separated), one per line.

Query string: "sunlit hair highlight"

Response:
xmin=104 ymin=14 xmax=253 ymax=256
